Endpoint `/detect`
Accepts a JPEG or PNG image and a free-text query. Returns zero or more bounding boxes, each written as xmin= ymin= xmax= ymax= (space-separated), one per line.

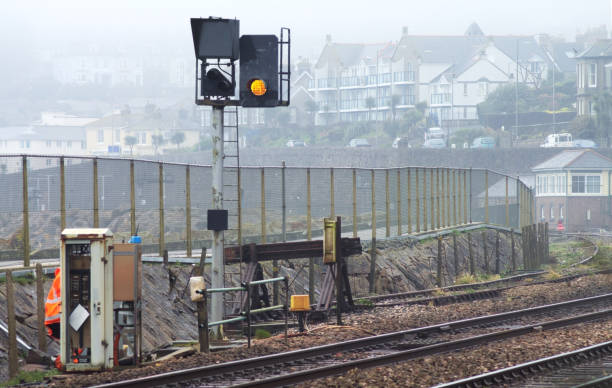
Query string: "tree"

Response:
xmin=124 ymin=135 xmax=137 ymax=155
xmin=304 ymin=99 xmax=318 ymax=125
xmin=593 ymin=92 xmax=612 ymax=147
xmin=365 ymin=96 xmax=376 ymax=121
xmin=171 ymin=132 xmax=186 ymax=149
xmin=390 ymin=95 xmax=400 ymax=121
xmin=152 ymin=134 xmax=165 ymax=154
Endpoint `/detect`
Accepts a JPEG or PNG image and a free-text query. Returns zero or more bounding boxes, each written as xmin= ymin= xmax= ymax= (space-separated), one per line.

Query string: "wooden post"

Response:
xmin=385 ymin=169 xmax=390 ymax=237
xmin=511 ymin=229 xmax=516 ymax=272
xmin=93 ymin=157 xmax=99 ymax=228
xmin=6 ymin=271 xmax=18 ymax=378
xmin=22 ymin=156 xmax=30 ymax=266
xmin=440 ymin=168 xmax=446 ymax=228
xmin=36 ymin=264 xmax=46 ymax=352
xmin=186 ymin=165 xmax=192 ymax=257
xmin=159 ymin=162 xmax=165 ymax=256
xmin=436 ymin=237 xmax=443 ymax=287
xmin=464 ymin=170 xmax=468 ymax=224
xmin=261 ymin=168 xmax=266 ymax=244
xmin=453 ymin=233 xmax=459 ymax=277
xmin=436 ymin=168 xmax=441 ymax=229
xmin=369 ymin=169 xmax=376 ymax=293
xmin=505 ymin=176 xmax=509 ymax=227
xmin=430 ymin=168 xmax=435 ymax=230
xmin=446 ymin=168 xmax=451 ymax=228
xmin=130 ymin=160 xmax=136 ymax=237
xmin=60 ymin=156 xmax=66 ymax=232
xmin=237 ymin=167 xmax=242 ymax=246
xmin=163 ymin=249 xmax=168 ymax=266
xmin=484 ymin=170 xmax=489 ymax=224
xmin=415 ymin=168 xmax=420 ymax=233
xmin=495 ymin=231 xmax=500 ymax=274
xmin=335 ymin=216 xmax=343 ymax=325
xmin=452 ymin=170 xmax=457 ymax=227
xmin=468 ymin=233 xmax=475 ymax=275
xmin=307 ymin=169 xmax=314 ymax=302
xmin=521 ymin=226 xmax=527 ymax=270
xmin=397 ymin=169 xmax=401 ymax=236
xmin=423 ymin=168 xmax=427 ymax=232
xmin=469 ymin=168 xmax=473 ymax=224
xmin=482 ymin=231 xmax=489 ymax=274
xmin=457 ymin=169 xmax=461 ymax=225
xmin=352 ymin=169 xmax=357 ymax=238
xmin=330 ymin=168 xmax=335 ymax=217
xmin=194 ymin=249 xmax=209 ymax=353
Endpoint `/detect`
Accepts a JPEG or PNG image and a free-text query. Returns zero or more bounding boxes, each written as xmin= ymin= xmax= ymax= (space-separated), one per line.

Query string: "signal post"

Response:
xmin=190 ymin=17 xmax=290 ymax=337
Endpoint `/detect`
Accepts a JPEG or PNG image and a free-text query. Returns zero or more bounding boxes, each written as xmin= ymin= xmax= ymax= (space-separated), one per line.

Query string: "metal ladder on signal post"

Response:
xmin=222 ymin=106 xmax=243 ymax=313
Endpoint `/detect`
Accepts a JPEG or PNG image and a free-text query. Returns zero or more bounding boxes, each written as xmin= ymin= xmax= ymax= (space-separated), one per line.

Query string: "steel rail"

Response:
xmin=229 ymin=309 xmax=612 ymax=388
xmin=433 ymin=340 xmax=612 ymax=388
xmin=89 ymin=295 xmax=612 ymax=388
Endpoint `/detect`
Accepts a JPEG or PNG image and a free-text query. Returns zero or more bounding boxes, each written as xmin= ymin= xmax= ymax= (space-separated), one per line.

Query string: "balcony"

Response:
xmin=430 ymin=93 xmax=451 ymax=105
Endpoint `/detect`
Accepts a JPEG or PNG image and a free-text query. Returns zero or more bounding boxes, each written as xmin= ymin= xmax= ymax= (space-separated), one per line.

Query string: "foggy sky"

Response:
xmin=2 ymin=0 xmax=611 ymax=61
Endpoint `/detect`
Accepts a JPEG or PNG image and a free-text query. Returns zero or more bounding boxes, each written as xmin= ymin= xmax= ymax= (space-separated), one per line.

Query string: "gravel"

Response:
xmin=43 ymin=273 xmax=611 ymax=387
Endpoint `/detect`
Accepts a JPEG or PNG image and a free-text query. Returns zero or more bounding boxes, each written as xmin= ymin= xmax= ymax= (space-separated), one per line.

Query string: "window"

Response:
xmin=479 ymin=82 xmax=488 ymax=96
xmin=540 ymin=205 xmax=545 ymax=220
xmin=97 ymin=129 xmax=104 ymax=143
xmin=463 ymin=83 xmax=468 ymax=96
xmin=587 ymin=175 xmax=600 ymax=193
xmin=588 ymin=63 xmax=597 ymax=87
xmin=560 ymin=205 xmax=564 ymax=219
xmin=46 ymin=159 xmax=52 ymax=167
xmin=586 ymin=208 xmax=591 ymax=221
xmin=572 ymin=175 xmax=585 ymax=193
xmin=550 ymin=206 xmax=554 ymax=220
xmin=463 ymin=107 xmax=467 ymax=119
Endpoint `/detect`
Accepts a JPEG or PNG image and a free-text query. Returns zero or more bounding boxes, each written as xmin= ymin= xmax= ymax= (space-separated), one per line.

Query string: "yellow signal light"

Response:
xmin=250 ymin=79 xmax=267 ymax=96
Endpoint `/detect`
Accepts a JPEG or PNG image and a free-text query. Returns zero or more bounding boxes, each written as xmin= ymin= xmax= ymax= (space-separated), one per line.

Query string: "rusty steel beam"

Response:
xmin=224 ymin=238 xmax=362 ymax=264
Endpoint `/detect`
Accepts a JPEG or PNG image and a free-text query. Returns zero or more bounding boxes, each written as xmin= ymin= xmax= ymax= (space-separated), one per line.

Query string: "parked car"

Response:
xmin=426 ymin=127 xmax=445 ymax=140
xmin=423 ymin=138 xmax=446 ymax=148
xmin=392 ymin=137 xmax=411 ymax=149
xmin=573 ymin=139 xmax=598 ymax=148
xmin=286 ymin=140 xmax=306 ymax=147
xmin=471 ymin=136 xmax=495 ymax=148
xmin=348 ymin=138 xmax=371 ymax=147
xmin=540 ymin=133 xmax=574 ymax=148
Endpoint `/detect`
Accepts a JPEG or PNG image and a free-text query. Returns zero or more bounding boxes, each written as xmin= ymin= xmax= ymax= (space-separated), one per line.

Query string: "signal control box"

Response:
xmin=60 ymin=228 xmax=114 ymax=371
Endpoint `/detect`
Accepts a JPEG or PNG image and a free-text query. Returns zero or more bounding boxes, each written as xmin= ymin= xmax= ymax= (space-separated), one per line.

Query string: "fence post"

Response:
xmin=505 ymin=176 xmax=509 ymax=227
xmin=407 ymin=168 xmax=412 ymax=234
xmin=186 ymin=165 xmax=192 ymax=257
xmin=237 ymin=167 xmax=242 ymax=246
xmin=159 ymin=162 xmax=165 ymax=256
xmin=36 ymin=263 xmax=46 ymax=352
xmin=130 ymin=160 xmax=136 ymax=237
xmin=415 ymin=168 xmax=420 ymax=233
xmin=484 ymin=170 xmax=489 ymax=224
xmin=385 ymin=169 xmax=390 ymax=237
xmin=521 ymin=225 xmax=527 ymax=269
xmin=482 ymin=230 xmax=489 ymax=274
xmin=275 ymin=164 xmax=284 ymax=305
xmin=436 ymin=168 xmax=441 ymax=229
xmin=469 ymin=168 xmax=473 ymax=224
xmin=463 ymin=170 xmax=468 ymax=224
xmin=22 ymin=156 xmax=30 ymax=266
xmin=430 ymin=168 xmax=435 ymax=230
xmin=436 ymin=236 xmax=442 ymax=287
xmin=511 ymin=229 xmax=516 ymax=272
xmin=446 ymin=168 xmax=451 ymax=228
xmin=93 ymin=157 xmax=99 ymax=228
xmin=495 ymin=231 xmax=500 ymax=274
xmin=453 ymin=233 xmax=458 ymax=277
xmin=468 ymin=232 xmax=474 ymax=275
xmin=423 ymin=168 xmax=427 ymax=232
xmin=7 ymin=271 xmax=17 ymax=378
xmin=60 ymin=156 xmax=66 ymax=232
xmin=281 ymin=161 xmax=286 ymax=242
xmin=261 ymin=168 xmax=266 ymax=244
xmin=352 ymin=169 xmax=357 ymax=238
xmin=369 ymin=169 xmax=376 ymax=293
xmin=307 ymin=168 xmax=314 ymax=303
xmin=397 ymin=169 xmax=401 ymax=236
xmin=457 ymin=169 xmax=461 ymax=225
xmin=330 ymin=167 xmax=335 ymax=217
xmin=440 ymin=168 xmax=445 ymax=228
xmin=194 ymin=252 xmax=209 ymax=353
xmin=452 ymin=170 xmax=457 ymax=227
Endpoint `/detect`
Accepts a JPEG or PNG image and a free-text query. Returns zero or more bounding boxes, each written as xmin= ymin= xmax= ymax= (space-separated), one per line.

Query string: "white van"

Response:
xmin=426 ymin=127 xmax=445 ymax=140
xmin=540 ymin=133 xmax=574 ymax=148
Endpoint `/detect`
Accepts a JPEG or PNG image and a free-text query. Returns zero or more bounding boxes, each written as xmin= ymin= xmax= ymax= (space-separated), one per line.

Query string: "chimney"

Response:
xmin=326 ymin=34 xmax=332 ymax=44
xmin=402 ymin=26 xmax=408 ymax=38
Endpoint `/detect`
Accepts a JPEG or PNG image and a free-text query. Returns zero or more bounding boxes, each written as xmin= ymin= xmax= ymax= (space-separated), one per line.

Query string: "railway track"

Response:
xmin=435 ymin=340 xmax=612 ymax=388
xmin=91 ymin=294 xmax=612 ymax=388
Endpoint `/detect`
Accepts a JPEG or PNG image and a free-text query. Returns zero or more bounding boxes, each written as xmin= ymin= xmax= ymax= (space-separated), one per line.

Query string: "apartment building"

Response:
xmin=576 ymin=39 xmax=612 ymax=117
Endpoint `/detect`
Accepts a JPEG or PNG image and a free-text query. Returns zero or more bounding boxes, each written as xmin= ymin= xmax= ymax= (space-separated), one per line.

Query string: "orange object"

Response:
xmin=44 ymin=268 xmax=61 ymax=326
xmin=54 ymin=355 xmax=63 ymax=370
xmin=250 ymin=79 xmax=267 ymax=96
xmin=290 ymin=295 xmax=311 ymax=311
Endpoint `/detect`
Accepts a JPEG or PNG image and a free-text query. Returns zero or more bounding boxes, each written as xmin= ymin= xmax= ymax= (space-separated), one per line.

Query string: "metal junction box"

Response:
xmin=60 ymin=228 xmax=114 ymax=371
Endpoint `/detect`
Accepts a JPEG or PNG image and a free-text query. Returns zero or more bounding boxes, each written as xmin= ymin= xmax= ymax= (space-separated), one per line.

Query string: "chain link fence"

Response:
xmin=0 ymin=155 xmax=534 ymax=265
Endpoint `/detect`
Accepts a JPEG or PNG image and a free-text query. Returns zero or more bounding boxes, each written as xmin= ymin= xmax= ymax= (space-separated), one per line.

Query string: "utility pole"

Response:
xmin=211 ymin=105 xmax=225 ymax=338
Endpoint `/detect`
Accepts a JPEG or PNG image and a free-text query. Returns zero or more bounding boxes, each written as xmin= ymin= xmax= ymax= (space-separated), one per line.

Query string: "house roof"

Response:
xmin=0 ymin=126 xmax=86 ymax=141
xmin=577 ymin=39 xmax=612 ymax=59
xmin=393 ymin=35 xmax=485 ymax=65
xmin=488 ymin=36 xmax=549 ymax=64
xmin=532 ymin=149 xmax=612 ymax=171
xmin=547 ymin=42 xmax=580 ymax=73
xmin=315 ymin=42 xmax=394 ymax=69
